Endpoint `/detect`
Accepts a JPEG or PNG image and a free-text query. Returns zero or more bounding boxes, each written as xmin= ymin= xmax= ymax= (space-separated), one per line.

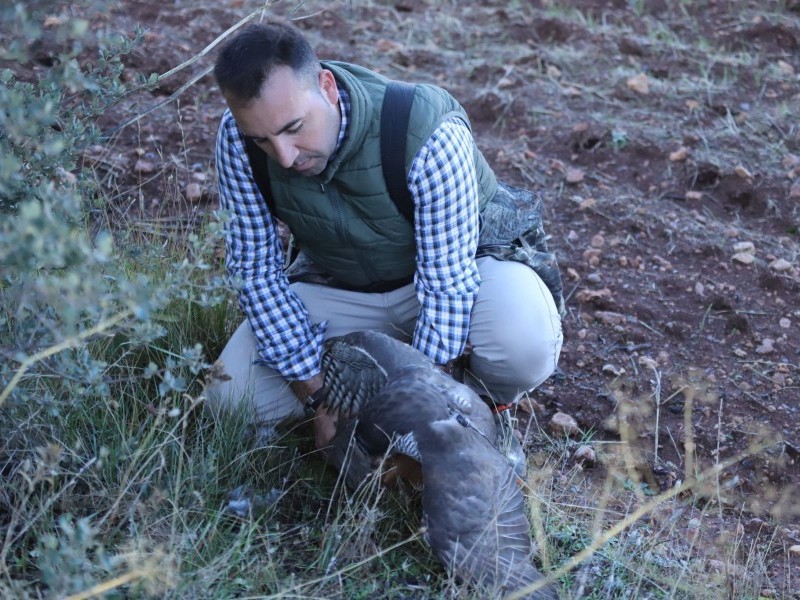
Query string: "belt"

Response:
xmin=332 ymin=275 xmax=414 ymax=294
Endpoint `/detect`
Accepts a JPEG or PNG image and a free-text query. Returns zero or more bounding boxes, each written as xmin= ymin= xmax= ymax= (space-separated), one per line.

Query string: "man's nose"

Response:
xmin=272 ymin=138 xmax=298 ymax=170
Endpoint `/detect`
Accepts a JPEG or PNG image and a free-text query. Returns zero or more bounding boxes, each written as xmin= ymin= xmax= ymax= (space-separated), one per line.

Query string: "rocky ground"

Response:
xmin=30 ymin=0 xmax=800 ymax=594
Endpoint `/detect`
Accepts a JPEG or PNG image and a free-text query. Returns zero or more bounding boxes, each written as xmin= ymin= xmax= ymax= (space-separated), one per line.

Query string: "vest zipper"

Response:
xmin=325 ymin=184 xmax=347 ymax=244
xmin=324 ymin=183 xmax=379 ymax=282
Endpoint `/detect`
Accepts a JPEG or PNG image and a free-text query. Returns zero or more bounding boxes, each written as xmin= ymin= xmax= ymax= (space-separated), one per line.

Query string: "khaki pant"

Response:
xmin=206 ymin=256 xmax=563 ymax=424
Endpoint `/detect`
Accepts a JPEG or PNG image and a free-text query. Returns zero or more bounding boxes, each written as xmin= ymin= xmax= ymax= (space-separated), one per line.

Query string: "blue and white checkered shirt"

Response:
xmin=216 ymin=85 xmax=480 ymax=381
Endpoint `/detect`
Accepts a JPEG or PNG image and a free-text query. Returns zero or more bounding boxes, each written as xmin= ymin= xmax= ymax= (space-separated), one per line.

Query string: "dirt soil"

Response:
xmin=31 ymin=0 xmax=800 ymax=592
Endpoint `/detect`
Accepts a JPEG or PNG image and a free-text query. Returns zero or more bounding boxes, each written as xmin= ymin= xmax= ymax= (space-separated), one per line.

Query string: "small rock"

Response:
xmin=770 ymin=258 xmax=792 ymax=272
xmin=669 ymin=147 xmax=688 ymax=162
xmin=755 ymin=339 xmax=775 ymax=354
xmin=733 ymin=241 xmax=755 ymax=253
xmin=779 ymin=318 xmax=791 ymax=329
xmin=685 ymin=190 xmax=704 ymax=200
xmin=789 ymin=544 xmax=800 ymax=556
xmin=583 ymin=248 xmax=602 ymax=266
xmin=734 ymin=165 xmax=752 ymax=179
xmin=573 ymin=445 xmax=597 ymax=465
xmin=626 ymin=73 xmax=650 ymax=94
xmin=578 ymin=197 xmax=597 ymax=209
xmin=586 ymin=273 xmax=602 ymax=284
xmin=732 ymin=252 xmax=755 ymax=265
xmin=694 ymin=282 xmax=704 ymax=296
xmin=566 ymin=167 xmax=585 ymax=184
xmin=733 ymin=348 xmax=747 ymax=358
xmin=185 ymin=182 xmax=203 ymax=202
xmin=517 ymin=396 xmax=544 ymax=414
xmin=376 ymin=38 xmax=402 ymax=52
xmin=777 ymin=60 xmax=795 ymax=76
xmin=546 ymin=64 xmax=562 ymax=79
xmin=575 ymin=288 xmax=613 ymax=304
xmin=590 ymin=234 xmax=605 ymax=248
xmin=595 ymin=311 xmax=626 ymax=326
xmin=790 ymin=183 xmax=800 ymax=199
xmin=134 ymin=159 xmax=156 ymax=174
xmin=550 ymin=412 xmax=581 ymax=437
xmin=566 ymin=267 xmax=580 ymax=281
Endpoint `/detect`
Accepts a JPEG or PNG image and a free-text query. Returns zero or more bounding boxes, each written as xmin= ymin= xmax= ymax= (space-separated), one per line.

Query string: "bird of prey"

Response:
xmin=317 ymin=330 xmax=558 ymax=600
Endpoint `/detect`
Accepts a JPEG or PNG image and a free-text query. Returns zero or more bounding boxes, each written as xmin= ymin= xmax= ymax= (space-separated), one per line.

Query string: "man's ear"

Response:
xmin=319 ymin=69 xmax=338 ymax=105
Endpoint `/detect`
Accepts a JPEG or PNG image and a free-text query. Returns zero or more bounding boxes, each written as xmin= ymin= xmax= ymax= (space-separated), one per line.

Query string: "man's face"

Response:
xmin=228 ymin=66 xmax=341 ymax=177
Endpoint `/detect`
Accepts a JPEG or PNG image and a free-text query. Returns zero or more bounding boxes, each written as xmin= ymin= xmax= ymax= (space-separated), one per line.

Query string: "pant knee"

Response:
xmin=507 ymin=327 xmax=563 ymax=390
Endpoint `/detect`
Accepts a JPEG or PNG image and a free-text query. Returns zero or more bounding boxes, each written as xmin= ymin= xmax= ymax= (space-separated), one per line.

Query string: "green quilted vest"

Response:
xmin=248 ymin=61 xmax=498 ymax=289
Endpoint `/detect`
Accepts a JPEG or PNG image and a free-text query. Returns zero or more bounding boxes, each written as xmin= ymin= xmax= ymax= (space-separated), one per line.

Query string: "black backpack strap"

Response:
xmin=242 ymin=134 xmax=278 ymax=216
xmin=380 ymin=81 xmax=417 ymax=225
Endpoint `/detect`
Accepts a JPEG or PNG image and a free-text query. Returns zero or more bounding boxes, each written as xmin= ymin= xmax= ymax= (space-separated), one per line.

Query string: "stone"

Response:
xmin=733 ymin=241 xmax=755 ymax=253
xmin=517 ymin=396 xmax=544 ymax=414
xmin=184 ymin=182 xmax=203 ymax=202
xmin=669 ymin=147 xmax=688 ymax=161
xmin=732 ymin=252 xmax=755 ymax=265
xmin=769 ymin=258 xmax=792 ymax=272
xmin=755 ymin=339 xmax=775 ymax=354
xmin=595 ymin=311 xmax=626 ymax=326
xmin=550 ymin=412 xmax=581 ymax=437
xmin=626 ymin=73 xmax=649 ymax=94
xmin=573 ymin=445 xmax=597 ymax=465
xmin=566 ymin=167 xmax=585 ymax=183
xmin=134 ymin=159 xmax=156 ymax=174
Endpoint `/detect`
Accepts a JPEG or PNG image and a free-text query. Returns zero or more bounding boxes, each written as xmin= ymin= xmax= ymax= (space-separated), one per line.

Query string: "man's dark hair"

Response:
xmin=214 ymin=21 xmax=320 ymax=104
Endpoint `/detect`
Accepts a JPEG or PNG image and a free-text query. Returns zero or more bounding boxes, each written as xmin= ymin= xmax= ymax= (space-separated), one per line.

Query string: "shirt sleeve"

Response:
xmin=215 ymin=110 xmax=325 ymax=381
xmin=407 ymin=118 xmax=481 ymax=364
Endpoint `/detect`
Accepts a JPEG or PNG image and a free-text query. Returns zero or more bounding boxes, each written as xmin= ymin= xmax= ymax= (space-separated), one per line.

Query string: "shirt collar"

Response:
xmin=333 ymin=85 xmax=350 ymax=156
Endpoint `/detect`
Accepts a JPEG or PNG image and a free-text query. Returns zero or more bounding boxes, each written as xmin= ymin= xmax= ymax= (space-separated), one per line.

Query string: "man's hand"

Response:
xmin=311 ymin=405 xmax=338 ymax=450
xmin=289 ymin=374 xmax=337 ymax=450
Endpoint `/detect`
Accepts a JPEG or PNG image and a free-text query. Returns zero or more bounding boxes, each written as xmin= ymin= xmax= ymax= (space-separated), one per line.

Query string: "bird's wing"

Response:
xmin=320 ymin=338 xmax=389 ymax=414
xmin=419 ymin=417 xmax=558 ymax=600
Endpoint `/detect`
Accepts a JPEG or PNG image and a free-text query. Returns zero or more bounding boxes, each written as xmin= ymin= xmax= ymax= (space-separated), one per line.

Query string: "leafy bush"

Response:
xmin=0 ymin=3 xmax=230 ymax=596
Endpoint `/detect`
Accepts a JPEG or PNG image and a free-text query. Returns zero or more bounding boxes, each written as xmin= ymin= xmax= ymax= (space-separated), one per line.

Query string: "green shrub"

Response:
xmin=0 ymin=3 xmax=230 ymax=596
